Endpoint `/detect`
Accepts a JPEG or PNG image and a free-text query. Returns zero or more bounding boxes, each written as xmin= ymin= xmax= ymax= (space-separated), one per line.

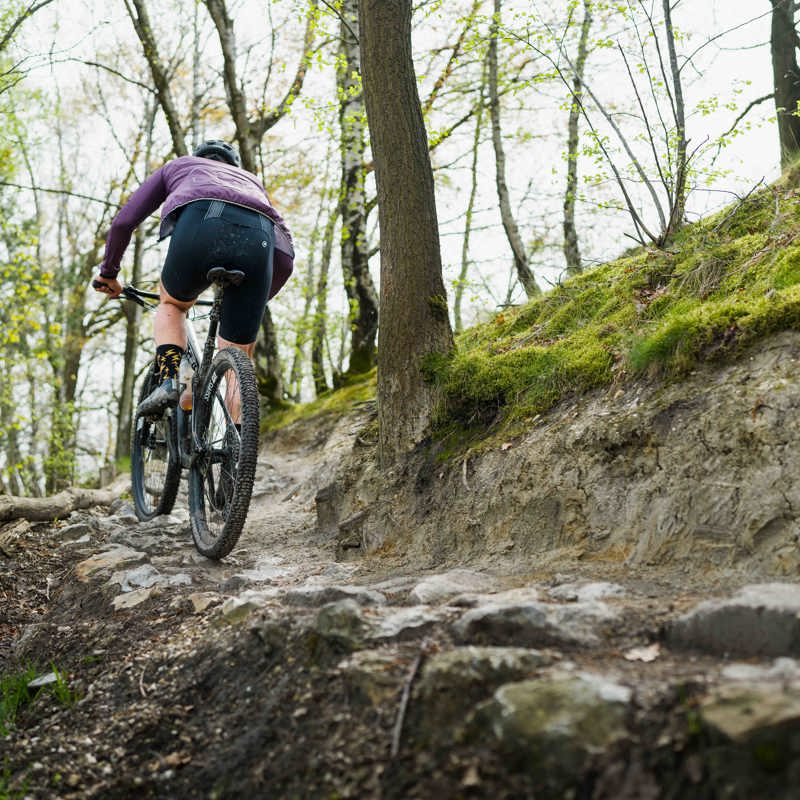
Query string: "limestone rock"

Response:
xmin=313 ymin=599 xmax=368 ymax=651
xmin=371 ymin=606 xmax=452 ymax=642
xmin=58 ymin=522 xmax=94 ymax=541
xmin=667 ymin=583 xmax=800 ymax=657
xmin=338 ymin=649 xmax=406 ymax=707
xmin=453 ymin=600 xmax=617 ymax=648
xmin=220 ymin=592 xmax=270 ymax=624
xmin=549 ymin=581 xmax=626 ymax=602
xmin=409 ymin=570 xmax=503 ymax=605
xmin=701 ymin=684 xmax=800 ymax=743
xmin=109 ymin=564 xmax=191 ymax=593
xmin=411 ymin=646 xmax=551 ymax=744
xmin=112 ymin=587 xmax=157 ymax=610
xmin=75 ymin=546 xmax=146 ymax=581
xmin=720 ymin=657 xmax=800 ymax=685
xmin=282 ymin=584 xmax=386 ymax=608
xmin=469 ymin=674 xmax=630 ymax=778
xmin=188 ymin=592 xmax=222 ymax=613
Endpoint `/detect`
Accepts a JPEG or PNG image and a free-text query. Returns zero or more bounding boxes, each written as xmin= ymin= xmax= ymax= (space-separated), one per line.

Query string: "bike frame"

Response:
xmin=121 ymin=285 xmax=237 ymax=471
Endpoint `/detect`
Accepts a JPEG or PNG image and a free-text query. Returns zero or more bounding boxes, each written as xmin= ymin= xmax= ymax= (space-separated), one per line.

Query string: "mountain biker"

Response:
xmin=92 ymin=139 xmax=294 ymax=415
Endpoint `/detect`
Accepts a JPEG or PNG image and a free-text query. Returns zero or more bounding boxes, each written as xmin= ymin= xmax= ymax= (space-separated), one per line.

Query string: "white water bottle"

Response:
xmin=179 ymin=356 xmax=194 ymax=411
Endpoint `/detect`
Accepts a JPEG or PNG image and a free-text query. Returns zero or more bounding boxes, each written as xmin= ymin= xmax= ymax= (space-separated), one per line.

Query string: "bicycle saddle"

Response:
xmin=207 ymin=267 xmax=245 ymax=286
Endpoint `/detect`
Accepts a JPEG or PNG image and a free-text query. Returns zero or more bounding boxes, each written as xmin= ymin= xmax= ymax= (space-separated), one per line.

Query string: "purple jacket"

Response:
xmin=99 ymin=156 xmax=294 ymax=299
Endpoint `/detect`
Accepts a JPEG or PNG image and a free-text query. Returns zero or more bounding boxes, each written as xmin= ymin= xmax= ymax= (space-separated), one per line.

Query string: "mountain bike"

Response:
xmin=109 ymin=270 xmax=260 ymax=560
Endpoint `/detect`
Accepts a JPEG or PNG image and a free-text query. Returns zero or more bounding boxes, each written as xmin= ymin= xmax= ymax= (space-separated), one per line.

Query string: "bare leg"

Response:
xmin=217 ymin=336 xmax=256 ymax=423
xmin=155 ymin=282 xmax=194 ymax=347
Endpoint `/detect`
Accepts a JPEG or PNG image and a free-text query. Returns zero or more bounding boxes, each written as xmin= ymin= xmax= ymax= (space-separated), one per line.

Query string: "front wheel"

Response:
xmin=131 ymin=369 xmax=181 ymax=521
xmin=188 ymin=347 xmax=259 ymax=559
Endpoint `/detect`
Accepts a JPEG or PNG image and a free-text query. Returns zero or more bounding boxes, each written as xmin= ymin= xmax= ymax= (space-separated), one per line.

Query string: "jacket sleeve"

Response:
xmin=99 ymin=167 xmax=168 ymax=277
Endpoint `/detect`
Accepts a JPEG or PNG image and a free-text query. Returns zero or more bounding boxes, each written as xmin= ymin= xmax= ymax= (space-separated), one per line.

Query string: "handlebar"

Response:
xmin=92 ymin=281 xmax=213 ymax=308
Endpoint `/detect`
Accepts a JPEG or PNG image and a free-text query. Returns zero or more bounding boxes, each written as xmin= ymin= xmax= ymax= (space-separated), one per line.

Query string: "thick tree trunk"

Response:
xmin=770 ymin=0 xmax=800 ymax=168
xmin=338 ymin=0 xmax=379 ymax=376
xmin=488 ymin=0 xmax=540 ymax=298
xmin=563 ymin=0 xmax=592 ymax=277
xmin=359 ymin=0 xmax=454 ymax=466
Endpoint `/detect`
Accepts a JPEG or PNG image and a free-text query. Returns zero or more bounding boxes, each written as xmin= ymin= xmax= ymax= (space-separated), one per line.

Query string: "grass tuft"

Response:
xmin=1 ymin=664 xmax=79 ymax=737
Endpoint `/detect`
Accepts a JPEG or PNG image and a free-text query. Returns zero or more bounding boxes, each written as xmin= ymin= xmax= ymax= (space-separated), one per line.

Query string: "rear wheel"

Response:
xmin=188 ymin=347 xmax=259 ymax=559
xmin=131 ymin=369 xmax=181 ymax=520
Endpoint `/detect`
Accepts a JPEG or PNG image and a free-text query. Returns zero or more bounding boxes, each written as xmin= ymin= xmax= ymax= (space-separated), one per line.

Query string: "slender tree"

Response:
xmin=770 ymin=0 xmax=800 ymax=168
xmin=563 ymin=0 xmax=592 ymax=276
xmin=123 ymin=0 xmax=187 ymax=156
xmin=359 ymin=0 xmax=454 ymax=466
xmin=203 ymin=0 xmax=319 ymax=407
xmin=338 ymin=0 xmax=378 ymax=376
xmin=488 ymin=0 xmax=540 ymax=297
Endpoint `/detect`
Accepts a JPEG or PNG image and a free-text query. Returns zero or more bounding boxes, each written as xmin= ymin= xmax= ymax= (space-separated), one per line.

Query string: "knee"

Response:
xmin=159 ymin=282 xmax=194 ymax=312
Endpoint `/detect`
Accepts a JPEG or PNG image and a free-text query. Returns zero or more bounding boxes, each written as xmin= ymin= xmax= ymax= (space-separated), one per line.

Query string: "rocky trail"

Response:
xmin=5 ymin=342 xmax=800 ymax=798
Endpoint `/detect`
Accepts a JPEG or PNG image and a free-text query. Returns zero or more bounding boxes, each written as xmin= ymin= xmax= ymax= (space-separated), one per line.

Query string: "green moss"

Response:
xmin=262 ymin=370 xmax=376 ymax=432
xmin=772 ymin=243 xmax=800 ymax=289
xmin=427 ymin=174 xmax=800 ymax=435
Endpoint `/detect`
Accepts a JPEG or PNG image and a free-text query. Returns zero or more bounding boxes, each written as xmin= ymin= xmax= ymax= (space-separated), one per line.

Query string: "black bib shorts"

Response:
xmin=160 ymin=199 xmax=275 ymax=344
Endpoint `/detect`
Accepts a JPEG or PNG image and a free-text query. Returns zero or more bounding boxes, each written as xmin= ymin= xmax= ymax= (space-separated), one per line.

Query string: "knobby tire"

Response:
xmin=131 ymin=370 xmax=181 ymax=521
xmin=188 ymin=347 xmax=259 ymax=559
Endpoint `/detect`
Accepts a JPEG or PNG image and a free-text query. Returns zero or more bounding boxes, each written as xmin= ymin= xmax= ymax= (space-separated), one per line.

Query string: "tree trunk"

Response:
xmin=339 ymin=0 xmax=379 ymax=376
xmin=0 ymin=484 xmax=125 ymax=524
xmin=254 ymin=306 xmax=284 ymax=405
xmin=661 ymin=0 xmax=688 ymax=241
xmin=204 ymin=0 xmax=320 ymax=406
xmin=454 ymin=78 xmax=485 ymax=333
xmin=359 ymin=0 xmax=454 ymax=466
xmin=770 ymin=0 xmax=800 ymax=168
xmin=114 ymin=226 xmax=144 ymax=464
xmin=488 ymin=0 xmax=540 ymax=298
xmin=563 ymin=0 xmax=592 ymax=277
xmin=204 ymin=0 xmax=257 ymax=172
xmin=124 ymin=0 xmax=187 ymax=156
xmin=311 ymin=205 xmax=339 ymax=396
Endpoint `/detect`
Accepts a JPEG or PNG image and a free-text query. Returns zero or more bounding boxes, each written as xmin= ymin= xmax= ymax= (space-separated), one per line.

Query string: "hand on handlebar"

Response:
xmin=92 ymin=275 xmax=123 ymax=298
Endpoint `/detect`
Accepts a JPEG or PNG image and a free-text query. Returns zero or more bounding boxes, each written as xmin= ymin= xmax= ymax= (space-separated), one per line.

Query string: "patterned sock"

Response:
xmin=155 ymin=344 xmax=184 ymax=382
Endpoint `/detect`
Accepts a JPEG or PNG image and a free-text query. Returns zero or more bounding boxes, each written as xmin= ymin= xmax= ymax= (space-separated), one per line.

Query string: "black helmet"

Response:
xmin=193 ymin=139 xmax=241 ymax=168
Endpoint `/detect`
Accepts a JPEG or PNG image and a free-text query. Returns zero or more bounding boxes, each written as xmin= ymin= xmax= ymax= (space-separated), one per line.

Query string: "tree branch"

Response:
xmin=0 ymin=0 xmax=56 ymax=54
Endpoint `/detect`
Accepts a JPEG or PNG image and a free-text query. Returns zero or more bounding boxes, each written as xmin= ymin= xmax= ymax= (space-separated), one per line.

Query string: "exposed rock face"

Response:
xmin=322 ymin=331 xmax=800 ymax=574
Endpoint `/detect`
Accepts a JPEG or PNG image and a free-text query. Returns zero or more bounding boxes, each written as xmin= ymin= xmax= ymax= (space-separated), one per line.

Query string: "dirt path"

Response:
xmin=2 ymin=414 xmax=800 ymax=798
